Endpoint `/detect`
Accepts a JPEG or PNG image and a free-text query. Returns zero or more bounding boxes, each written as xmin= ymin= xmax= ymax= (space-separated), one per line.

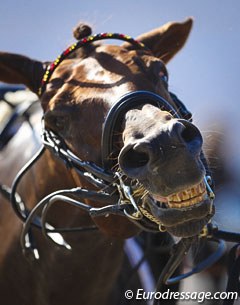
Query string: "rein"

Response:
xmin=1 ymin=32 xmax=239 ymax=304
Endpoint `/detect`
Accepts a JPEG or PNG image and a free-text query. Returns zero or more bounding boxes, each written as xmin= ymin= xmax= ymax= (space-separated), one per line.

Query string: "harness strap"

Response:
xmin=223 ymin=244 xmax=240 ymax=305
xmin=101 ymin=90 xmax=180 ymax=170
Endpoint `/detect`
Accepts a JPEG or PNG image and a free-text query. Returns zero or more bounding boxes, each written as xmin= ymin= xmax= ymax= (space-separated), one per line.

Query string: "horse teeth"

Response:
xmin=176 ymin=194 xmax=182 ymax=201
xmin=182 ymin=191 xmax=190 ymax=200
xmin=168 ymin=194 xmax=181 ymax=202
xmin=166 ymin=180 xmax=207 ymax=209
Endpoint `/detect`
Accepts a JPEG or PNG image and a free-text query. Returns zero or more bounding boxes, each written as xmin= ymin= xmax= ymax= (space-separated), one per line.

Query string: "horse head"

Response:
xmin=0 ymin=18 xmax=214 ymax=242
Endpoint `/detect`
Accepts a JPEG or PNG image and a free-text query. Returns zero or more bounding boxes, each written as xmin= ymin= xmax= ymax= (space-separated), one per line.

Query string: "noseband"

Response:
xmin=2 ymin=32 xmax=239 ymax=303
xmin=102 ymin=90 xmax=186 ymax=170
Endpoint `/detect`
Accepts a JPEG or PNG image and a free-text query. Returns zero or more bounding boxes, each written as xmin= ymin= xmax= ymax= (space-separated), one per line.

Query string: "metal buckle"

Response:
xmin=204 ymin=175 xmax=215 ymax=200
xmin=114 ymin=172 xmax=143 ymax=220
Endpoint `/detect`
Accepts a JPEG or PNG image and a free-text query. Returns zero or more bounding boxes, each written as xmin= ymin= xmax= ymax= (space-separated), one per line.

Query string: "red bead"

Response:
xmin=63 ymin=49 xmax=70 ymax=55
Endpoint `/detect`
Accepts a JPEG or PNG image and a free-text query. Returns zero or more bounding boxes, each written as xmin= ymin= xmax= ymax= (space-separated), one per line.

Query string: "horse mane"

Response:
xmin=73 ymin=23 xmax=92 ymax=40
xmin=69 ymin=23 xmax=97 ymax=59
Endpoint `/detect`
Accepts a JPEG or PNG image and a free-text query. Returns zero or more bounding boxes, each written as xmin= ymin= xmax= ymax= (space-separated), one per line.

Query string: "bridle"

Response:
xmin=10 ymin=90 xmax=197 ymax=244
xmin=1 ymin=32 xmax=239 ymax=304
xmin=102 ymin=90 xmax=190 ymax=170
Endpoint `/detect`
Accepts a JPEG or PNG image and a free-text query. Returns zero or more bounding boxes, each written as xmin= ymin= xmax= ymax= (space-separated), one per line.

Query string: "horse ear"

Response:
xmin=0 ymin=52 xmax=46 ymax=94
xmin=123 ymin=18 xmax=193 ymax=63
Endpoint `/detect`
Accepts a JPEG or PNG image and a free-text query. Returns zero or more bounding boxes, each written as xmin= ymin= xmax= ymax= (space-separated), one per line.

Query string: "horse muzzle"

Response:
xmin=144 ymin=180 xmax=215 ymax=237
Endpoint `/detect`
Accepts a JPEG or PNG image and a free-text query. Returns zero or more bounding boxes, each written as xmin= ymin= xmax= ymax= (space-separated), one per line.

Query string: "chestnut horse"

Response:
xmin=0 ymin=19 xmax=214 ymax=305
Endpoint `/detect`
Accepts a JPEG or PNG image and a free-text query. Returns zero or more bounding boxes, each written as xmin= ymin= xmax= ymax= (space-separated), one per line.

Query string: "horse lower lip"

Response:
xmin=166 ymin=216 xmax=212 ymax=238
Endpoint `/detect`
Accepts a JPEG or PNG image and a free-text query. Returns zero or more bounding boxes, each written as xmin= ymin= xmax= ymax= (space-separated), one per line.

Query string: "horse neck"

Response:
xmin=0 ymin=120 xmax=126 ymax=305
xmin=19 ymin=148 xmax=92 ymax=222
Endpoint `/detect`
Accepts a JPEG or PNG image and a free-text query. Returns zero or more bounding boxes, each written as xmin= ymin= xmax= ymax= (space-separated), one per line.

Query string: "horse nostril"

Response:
xmin=119 ymin=147 xmax=149 ymax=170
xmin=179 ymin=120 xmax=203 ymax=151
xmin=181 ymin=125 xmax=199 ymax=143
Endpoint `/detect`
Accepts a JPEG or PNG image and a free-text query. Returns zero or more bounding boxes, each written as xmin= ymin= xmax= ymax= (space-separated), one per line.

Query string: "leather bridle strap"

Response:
xmin=38 ymin=32 xmax=149 ymax=96
xmin=102 ymin=90 xmax=181 ymax=170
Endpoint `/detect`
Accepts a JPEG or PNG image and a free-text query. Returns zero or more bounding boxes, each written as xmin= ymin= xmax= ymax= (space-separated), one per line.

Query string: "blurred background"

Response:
xmin=1 ymin=0 xmax=239 ymax=303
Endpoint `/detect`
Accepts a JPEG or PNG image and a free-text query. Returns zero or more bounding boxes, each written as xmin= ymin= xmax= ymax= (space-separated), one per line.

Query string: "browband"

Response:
xmin=38 ymin=33 xmax=149 ymax=96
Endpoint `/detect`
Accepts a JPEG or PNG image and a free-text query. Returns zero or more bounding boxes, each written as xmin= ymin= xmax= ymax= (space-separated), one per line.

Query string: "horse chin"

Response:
xmin=143 ymin=179 xmax=215 ymax=238
xmin=164 ymin=217 xmax=212 ymax=238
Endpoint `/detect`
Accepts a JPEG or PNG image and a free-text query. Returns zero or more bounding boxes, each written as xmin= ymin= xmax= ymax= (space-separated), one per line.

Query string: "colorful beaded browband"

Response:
xmin=38 ymin=33 xmax=148 ymax=96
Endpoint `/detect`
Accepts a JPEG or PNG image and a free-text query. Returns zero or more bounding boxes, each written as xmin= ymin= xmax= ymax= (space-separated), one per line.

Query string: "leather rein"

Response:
xmin=1 ymin=32 xmax=239 ymax=303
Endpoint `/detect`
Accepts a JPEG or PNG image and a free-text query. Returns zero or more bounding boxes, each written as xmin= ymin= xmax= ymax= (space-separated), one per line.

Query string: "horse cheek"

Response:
xmin=92 ymin=215 xmax=140 ymax=238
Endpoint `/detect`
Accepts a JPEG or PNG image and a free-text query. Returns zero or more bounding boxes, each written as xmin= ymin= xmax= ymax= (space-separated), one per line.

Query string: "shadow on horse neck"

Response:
xmin=0 ymin=18 xmax=214 ymax=305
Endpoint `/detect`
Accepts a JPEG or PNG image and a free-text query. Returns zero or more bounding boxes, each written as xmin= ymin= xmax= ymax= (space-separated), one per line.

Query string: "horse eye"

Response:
xmin=159 ymin=71 xmax=168 ymax=84
xmin=44 ymin=112 xmax=68 ymax=133
xmin=54 ymin=116 xmax=67 ymax=130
